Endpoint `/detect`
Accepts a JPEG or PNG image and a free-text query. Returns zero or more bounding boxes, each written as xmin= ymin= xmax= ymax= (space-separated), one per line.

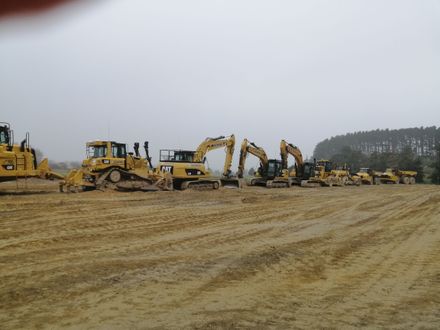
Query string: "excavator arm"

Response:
xmin=194 ymin=134 xmax=235 ymax=178
xmin=237 ymin=139 xmax=268 ymax=178
xmin=280 ymin=140 xmax=304 ymax=173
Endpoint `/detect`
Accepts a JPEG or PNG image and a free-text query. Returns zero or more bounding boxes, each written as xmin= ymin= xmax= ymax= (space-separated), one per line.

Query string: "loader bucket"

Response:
xmin=300 ymin=180 xmax=320 ymax=188
xmin=220 ymin=177 xmax=243 ymax=189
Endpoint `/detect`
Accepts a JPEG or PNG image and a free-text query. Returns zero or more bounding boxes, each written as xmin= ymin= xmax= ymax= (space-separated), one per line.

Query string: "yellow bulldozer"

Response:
xmin=301 ymin=159 xmax=361 ymax=187
xmin=60 ymin=140 xmax=173 ymax=192
xmin=237 ymin=139 xmax=291 ymax=188
xmin=157 ymin=134 xmax=241 ymax=190
xmin=0 ymin=122 xmax=63 ymax=184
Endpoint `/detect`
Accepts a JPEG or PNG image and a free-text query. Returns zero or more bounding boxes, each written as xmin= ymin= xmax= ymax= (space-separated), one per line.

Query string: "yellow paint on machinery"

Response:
xmin=60 ymin=140 xmax=172 ymax=192
xmin=157 ymin=134 xmax=240 ymax=190
xmin=380 ymin=168 xmax=417 ymax=184
xmin=237 ymin=139 xmax=290 ymax=188
xmin=0 ymin=122 xmax=63 ymax=183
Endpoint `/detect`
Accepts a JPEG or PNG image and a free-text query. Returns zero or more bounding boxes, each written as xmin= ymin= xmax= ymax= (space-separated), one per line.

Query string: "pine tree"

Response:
xmin=430 ymin=143 xmax=440 ymax=184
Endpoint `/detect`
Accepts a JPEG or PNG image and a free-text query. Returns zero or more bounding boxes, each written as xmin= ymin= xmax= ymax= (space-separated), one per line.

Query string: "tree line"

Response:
xmin=313 ymin=129 xmax=440 ymax=184
xmin=314 ymin=126 xmax=440 ymax=160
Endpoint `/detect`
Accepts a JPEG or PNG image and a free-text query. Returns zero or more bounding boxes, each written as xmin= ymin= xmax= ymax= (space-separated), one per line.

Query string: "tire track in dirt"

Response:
xmin=1 ymin=184 xmax=439 ymax=329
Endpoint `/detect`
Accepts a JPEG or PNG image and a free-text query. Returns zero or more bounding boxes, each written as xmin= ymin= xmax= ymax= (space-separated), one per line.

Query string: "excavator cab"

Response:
xmin=266 ymin=159 xmax=284 ymax=179
xmin=301 ymin=162 xmax=315 ymax=180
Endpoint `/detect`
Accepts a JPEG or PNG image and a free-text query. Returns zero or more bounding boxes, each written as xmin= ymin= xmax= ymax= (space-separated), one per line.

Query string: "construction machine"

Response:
xmin=0 ymin=122 xmax=63 ymax=184
xmin=300 ymin=160 xmax=353 ymax=187
xmin=157 ymin=134 xmax=241 ymax=190
xmin=279 ymin=140 xmax=315 ymax=185
xmin=380 ymin=168 xmax=417 ymax=184
xmin=237 ymin=139 xmax=291 ymax=188
xmin=60 ymin=140 xmax=173 ymax=192
xmin=356 ymin=168 xmax=382 ymax=185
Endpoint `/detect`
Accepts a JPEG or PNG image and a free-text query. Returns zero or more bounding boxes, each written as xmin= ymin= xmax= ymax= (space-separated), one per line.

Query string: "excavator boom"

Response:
xmin=237 ymin=139 xmax=268 ymax=178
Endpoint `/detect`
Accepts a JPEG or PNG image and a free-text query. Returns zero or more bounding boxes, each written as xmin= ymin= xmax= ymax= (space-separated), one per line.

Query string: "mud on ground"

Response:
xmin=1 ymin=180 xmax=440 ymax=329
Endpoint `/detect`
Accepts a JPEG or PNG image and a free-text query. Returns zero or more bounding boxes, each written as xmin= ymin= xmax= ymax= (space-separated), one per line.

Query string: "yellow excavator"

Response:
xmin=0 ymin=122 xmax=63 ymax=184
xmin=60 ymin=140 xmax=173 ymax=192
xmin=157 ymin=134 xmax=240 ymax=190
xmin=279 ymin=140 xmax=315 ymax=186
xmin=237 ymin=139 xmax=291 ymax=188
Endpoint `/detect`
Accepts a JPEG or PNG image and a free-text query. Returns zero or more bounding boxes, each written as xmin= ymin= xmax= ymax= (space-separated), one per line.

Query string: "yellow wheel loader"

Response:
xmin=0 ymin=122 xmax=63 ymax=184
xmin=237 ymin=139 xmax=291 ymax=188
xmin=60 ymin=141 xmax=173 ymax=192
xmin=157 ymin=134 xmax=241 ymax=190
xmin=380 ymin=168 xmax=417 ymax=184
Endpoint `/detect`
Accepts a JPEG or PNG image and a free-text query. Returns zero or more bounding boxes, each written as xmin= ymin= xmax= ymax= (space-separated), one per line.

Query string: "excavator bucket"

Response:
xmin=220 ymin=177 xmax=243 ymax=189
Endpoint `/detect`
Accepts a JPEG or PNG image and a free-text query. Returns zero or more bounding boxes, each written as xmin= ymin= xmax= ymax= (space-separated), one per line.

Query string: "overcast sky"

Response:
xmin=1 ymin=0 xmax=439 ymax=170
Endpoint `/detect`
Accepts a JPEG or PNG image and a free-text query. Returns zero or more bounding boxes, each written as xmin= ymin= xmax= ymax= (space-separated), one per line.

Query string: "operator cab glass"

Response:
xmin=267 ymin=160 xmax=282 ymax=178
xmin=87 ymin=145 xmax=107 ymax=158
xmin=302 ymin=162 xmax=314 ymax=179
xmin=317 ymin=161 xmax=333 ymax=172
xmin=0 ymin=127 xmax=9 ymax=144
xmin=111 ymin=143 xmax=126 ymax=158
xmin=160 ymin=150 xmax=197 ymax=162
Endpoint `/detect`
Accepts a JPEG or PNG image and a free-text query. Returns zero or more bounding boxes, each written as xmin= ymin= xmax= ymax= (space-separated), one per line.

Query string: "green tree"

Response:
xmin=331 ymin=146 xmax=367 ymax=172
xmin=430 ymin=143 xmax=440 ymax=184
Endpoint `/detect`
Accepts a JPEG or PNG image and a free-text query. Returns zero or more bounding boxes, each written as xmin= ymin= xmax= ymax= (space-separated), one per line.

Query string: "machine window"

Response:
xmin=112 ymin=144 xmax=126 ymax=158
xmin=0 ymin=130 xmax=8 ymax=144
xmin=88 ymin=146 xmax=107 ymax=158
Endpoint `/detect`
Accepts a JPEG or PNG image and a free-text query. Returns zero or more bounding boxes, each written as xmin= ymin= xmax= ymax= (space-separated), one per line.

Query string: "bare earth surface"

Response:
xmin=1 ymin=181 xmax=440 ymax=329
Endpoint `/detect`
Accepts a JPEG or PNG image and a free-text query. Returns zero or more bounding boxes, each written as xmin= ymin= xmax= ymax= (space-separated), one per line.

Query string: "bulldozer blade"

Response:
xmin=220 ymin=178 xmax=243 ymax=189
xmin=116 ymin=181 xmax=160 ymax=192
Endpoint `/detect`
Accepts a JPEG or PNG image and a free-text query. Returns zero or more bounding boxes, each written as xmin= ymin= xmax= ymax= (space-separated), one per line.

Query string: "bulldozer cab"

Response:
xmin=86 ymin=141 xmax=127 ymax=159
xmin=83 ymin=141 xmax=128 ymax=171
xmin=316 ymin=160 xmax=333 ymax=172
xmin=359 ymin=168 xmax=373 ymax=175
xmin=0 ymin=124 xmax=10 ymax=145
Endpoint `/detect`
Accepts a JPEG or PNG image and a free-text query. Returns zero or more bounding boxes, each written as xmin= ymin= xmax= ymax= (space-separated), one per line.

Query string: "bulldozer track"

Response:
xmin=0 ymin=181 xmax=439 ymax=329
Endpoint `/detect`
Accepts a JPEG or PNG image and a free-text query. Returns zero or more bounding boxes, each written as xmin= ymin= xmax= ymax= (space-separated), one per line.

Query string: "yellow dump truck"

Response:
xmin=380 ymin=168 xmax=417 ymax=184
xmin=356 ymin=168 xmax=383 ymax=185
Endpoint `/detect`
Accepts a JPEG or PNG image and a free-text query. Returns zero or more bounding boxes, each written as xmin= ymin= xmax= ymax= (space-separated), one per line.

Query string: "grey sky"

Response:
xmin=1 ymin=0 xmax=439 ymax=170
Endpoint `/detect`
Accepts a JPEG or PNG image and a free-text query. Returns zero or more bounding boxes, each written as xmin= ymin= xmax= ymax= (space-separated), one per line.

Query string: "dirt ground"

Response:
xmin=1 ymin=180 xmax=439 ymax=329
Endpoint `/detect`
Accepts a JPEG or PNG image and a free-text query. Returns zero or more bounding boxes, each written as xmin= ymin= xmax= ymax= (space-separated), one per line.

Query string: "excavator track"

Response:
xmin=180 ymin=179 xmax=221 ymax=191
